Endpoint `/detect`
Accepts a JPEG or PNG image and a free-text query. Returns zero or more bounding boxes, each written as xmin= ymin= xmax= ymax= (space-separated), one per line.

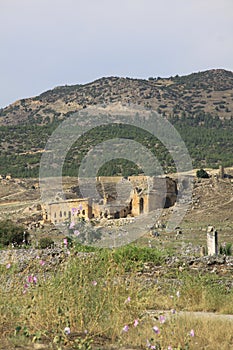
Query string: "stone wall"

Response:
xmin=42 ymin=176 xmax=177 ymax=224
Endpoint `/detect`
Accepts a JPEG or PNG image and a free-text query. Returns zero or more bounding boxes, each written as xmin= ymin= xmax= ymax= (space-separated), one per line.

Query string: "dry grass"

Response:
xmin=0 ymin=247 xmax=233 ymax=349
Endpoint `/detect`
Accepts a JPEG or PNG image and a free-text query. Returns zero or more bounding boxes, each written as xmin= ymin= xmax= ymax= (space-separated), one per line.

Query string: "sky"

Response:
xmin=0 ymin=0 xmax=233 ymax=108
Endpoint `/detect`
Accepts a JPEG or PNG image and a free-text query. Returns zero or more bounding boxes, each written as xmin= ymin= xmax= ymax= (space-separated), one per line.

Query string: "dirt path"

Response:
xmin=147 ymin=309 xmax=233 ymax=321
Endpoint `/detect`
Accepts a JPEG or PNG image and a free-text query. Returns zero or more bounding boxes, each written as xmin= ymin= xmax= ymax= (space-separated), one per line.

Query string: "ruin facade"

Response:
xmin=42 ymin=176 xmax=177 ymax=225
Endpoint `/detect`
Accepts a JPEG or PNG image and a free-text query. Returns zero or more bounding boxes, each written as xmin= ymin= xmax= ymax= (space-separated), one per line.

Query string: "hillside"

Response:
xmin=1 ymin=69 xmax=233 ymax=126
xmin=1 ymin=69 xmax=233 ymax=177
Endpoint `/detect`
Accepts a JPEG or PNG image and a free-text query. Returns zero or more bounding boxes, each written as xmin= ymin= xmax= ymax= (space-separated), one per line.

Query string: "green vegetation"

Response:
xmin=1 ymin=109 xmax=233 ymax=178
xmin=1 ymin=244 xmax=233 ymax=349
xmin=196 ymin=168 xmax=209 ymax=179
xmin=0 ymin=220 xmax=29 ymax=247
xmin=39 ymin=237 xmax=54 ymax=249
xmin=219 ymin=242 xmax=232 ymax=256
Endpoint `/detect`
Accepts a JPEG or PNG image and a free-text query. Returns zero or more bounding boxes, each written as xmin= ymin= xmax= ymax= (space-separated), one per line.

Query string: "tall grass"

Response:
xmin=0 ymin=245 xmax=233 ymax=349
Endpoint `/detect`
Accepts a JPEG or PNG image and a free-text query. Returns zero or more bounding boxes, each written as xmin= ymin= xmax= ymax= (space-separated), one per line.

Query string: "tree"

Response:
xmin=0 ymin=220 xmax=29 ymax=247
xmin=196 ymin=168 xmax=209 ymax=179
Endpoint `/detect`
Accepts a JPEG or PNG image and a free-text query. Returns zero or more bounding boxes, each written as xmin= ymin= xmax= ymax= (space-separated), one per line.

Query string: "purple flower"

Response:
xmin=171 ymin=309 xmax=176 ymax=314
xmin=28 ymin=275 xmax=33 ymax=283
xmin=74 ymin=230 xmax=80 ymax=236
xmin=92 ymin=280 xmax=97 ymax=286
xmin=71 ymin=208 xmax=77 ymax=215
xmin=152 ymin=326 xmax=160 ymax=334
xmin=134 ymin=319 xmax=139 ymax=327
xmin=79 ymin=204 xmax=83 ymax=211
xmin=69 ymin=222 xmax=75 ymax=229
xmin=64 ymin=327 xmax=70 ymax=335
xmin=39 ymin=260 xmax=45 ymax=266
xmin=125 ymin=296 xmax=131 ymax=303
xmin=190 ymin=329 xmax=195 ymax=337
xmin=33 ymin=276 xmax=37 ymax=284
xmin=168 ymin=346 xmax=173 ymax=350
xmin=63 ymin=238 xmax=68 ymax=246
xmin=159 ymin=315 xmax=166 ymax=324
xmin=6 ymin=263 xmax=11 ymax=269
xmin=122 ymin=325 xmax=129 ymax=332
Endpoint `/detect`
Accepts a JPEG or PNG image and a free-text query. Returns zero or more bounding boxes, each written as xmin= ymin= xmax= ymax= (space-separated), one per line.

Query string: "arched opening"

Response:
xmin=164 ymin=196 xmax=171 ymax=208
xmin=139 ymin=197 xmax=144 ymax=214
xmin=114 ymin=211 xmax=120 ymax=219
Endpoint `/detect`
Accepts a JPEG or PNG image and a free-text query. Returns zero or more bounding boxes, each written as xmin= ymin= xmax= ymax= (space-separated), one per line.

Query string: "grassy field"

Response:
xmin=1 ymin=244 xmax=233 ymax=350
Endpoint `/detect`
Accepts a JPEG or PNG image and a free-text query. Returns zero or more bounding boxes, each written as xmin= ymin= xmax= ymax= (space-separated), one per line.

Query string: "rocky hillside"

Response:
xmin=1 ymin=69 xmax=233 ymax=126
xmin=1 ymin=69 xmax=233 ymax=178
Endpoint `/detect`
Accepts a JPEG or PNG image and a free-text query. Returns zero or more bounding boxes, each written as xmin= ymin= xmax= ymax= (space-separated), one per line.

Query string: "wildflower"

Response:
xmin=64 ymin=327 xmax=71 ymax=335
xmin=171 ymin=309 xmax=176 ymax=314
xmin=71 ymin=208 xmax=77 ymax=214
xmin=69 ymin=222 xmax=75 ymax=229
xmin=23 ymin=284 xmax=29 ymax=294
xmin=152 ymin=326 xmax=160 ymax=334
xmin=6 ymin=263 xmax=11 ymax=269
xmin=159 ymin=315 xmax=166 ymax=324
xmin=74 ymin=230 xmax=80 ymax=236
xmin=125 ymin=296 xmax=131 ymax=303
xmin=92 ymin=280 xmax=97 ymax=286
xmin=134 ymin=319 xmax=139 ymax=327
xmin=122 ymin=325 xmax=129 ymax=332
xmin=39 ymin=260 xmax=45 ymax=266
xmin=176 ymin=291 xmax=180 ymax=298
xmin=33 ymin=276 xmax=37 ymax=284
xmin=168 ymin=346 xmax=173 ymax=350
xmin=63 ymin=238 xmax=68 ymax=246
xmin=190 ymin=329 xmax=195 ymax=337
xmin=28 ymin=275 xmax=33 ymax=283
xmin=79 ymin=204 xmax=83 ymax=211
xmin=146 ymin=339 xmax=151 ymax=348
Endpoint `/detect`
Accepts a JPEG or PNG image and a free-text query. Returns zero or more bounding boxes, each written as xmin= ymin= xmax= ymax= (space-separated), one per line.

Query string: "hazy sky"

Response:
xmin=0 ymin=0 xmax=233 ymax=108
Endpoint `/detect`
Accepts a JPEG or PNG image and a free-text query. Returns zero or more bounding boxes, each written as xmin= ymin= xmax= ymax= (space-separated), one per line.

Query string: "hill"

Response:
xmin=1 ymin=69 xmax=233 ymax=126
xmin=1 ymin=69 xmax=233 ymax=177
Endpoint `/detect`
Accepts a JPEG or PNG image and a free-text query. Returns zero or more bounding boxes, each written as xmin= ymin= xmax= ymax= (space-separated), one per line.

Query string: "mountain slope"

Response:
xmin=1 ymin=69 xmax=233 ymax=178
xmin=0 ymin=69 xmax=233 ymax=126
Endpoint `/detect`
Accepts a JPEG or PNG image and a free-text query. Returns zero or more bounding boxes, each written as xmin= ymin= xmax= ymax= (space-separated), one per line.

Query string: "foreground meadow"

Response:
xmin=1 ymin=244 xmax=233 ymax=350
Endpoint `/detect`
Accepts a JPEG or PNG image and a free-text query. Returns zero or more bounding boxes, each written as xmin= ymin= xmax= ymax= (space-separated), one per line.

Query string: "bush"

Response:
xmin=39 ymin=237 xmax=54 ymax=249
xmin=196 ymin=168 xmax=209 ymax=178
xmin=0 ymin=220 xmax=29 ymax=247
xmin=109 ymin=244 xmax=169 ymax=271
xmin=219 ymin=243 xmax=232 ymax=256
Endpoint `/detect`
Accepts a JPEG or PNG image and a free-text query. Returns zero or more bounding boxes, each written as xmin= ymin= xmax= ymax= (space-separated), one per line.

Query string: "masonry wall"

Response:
xmin=44 ymin=199 xmax=92 ymax=224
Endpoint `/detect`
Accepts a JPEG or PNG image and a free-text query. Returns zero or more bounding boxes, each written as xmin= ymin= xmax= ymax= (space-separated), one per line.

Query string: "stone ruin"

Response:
xmin=207 ymin=226 xmax=218 ymax=256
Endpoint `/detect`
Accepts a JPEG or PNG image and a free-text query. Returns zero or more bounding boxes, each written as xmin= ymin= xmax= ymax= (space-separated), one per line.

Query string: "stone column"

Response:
xmin=207 ymin=226 xmax=218 ymax=255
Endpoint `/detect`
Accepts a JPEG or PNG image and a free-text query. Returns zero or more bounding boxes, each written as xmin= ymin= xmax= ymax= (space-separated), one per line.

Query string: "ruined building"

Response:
xmin=42 ymin=176 xmax=177 ymax=225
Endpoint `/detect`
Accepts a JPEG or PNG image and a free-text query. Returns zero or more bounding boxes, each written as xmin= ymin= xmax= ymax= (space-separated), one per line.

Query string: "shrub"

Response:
xmin=219 ymin=243 xmax=232 ymax=256
xmin=196 ymin=168 xmax=209 ymax=178
xmin=39 ymin=237 xmax=54 ymax=249
xmin=0 ymin=220 xmax=29 ymax=247
xmin=109 ymin=244 xmax=168 ymax=271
